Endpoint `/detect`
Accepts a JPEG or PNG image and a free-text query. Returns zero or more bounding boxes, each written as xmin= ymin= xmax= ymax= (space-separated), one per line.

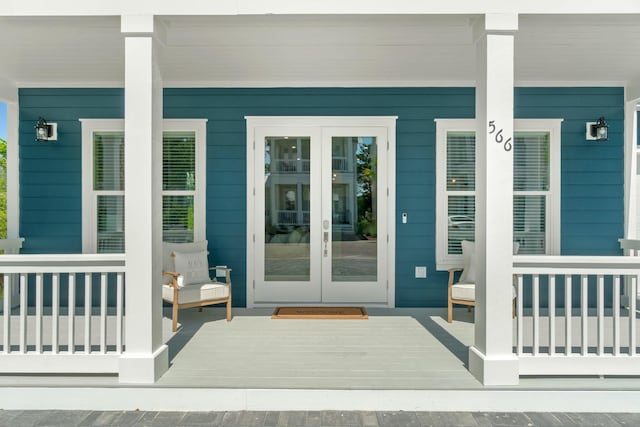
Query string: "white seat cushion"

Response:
xmin=163 ymin=282 xmax=229 ymax=305
xmin=451 ymin=283 xmax=475 ymax=301
xmin=451 ymin=282 xmax=517 ymax=302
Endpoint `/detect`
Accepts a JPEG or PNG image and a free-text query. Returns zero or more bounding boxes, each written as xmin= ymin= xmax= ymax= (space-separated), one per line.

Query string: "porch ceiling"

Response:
xmin=0 ymin=14 xmax=639 ymax=88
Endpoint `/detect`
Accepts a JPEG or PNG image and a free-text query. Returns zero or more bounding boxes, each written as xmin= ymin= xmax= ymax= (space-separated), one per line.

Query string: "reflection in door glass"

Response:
xmin=264 ymin=137 xmax=311 ymax=281
xmin=332 ymin=137 xmax=377 ymax=282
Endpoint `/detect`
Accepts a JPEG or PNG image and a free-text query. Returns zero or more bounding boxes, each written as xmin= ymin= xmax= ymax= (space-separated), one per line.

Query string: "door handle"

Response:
xmin=323 ymin=231 xmax=329 ymax=257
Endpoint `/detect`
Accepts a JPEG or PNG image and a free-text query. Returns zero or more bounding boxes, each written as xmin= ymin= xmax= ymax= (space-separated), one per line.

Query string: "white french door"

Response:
xmin=247 ymin=117 xmax=396 ymax=306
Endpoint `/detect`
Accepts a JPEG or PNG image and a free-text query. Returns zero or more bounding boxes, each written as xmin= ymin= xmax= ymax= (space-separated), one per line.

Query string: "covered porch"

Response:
xmin=0 ymin=2 xmax=640 ymax=391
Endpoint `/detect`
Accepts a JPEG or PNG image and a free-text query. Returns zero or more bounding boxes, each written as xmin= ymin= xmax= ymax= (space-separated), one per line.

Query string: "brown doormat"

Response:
xmin=271 ymin=306 xmax=368 ymax=319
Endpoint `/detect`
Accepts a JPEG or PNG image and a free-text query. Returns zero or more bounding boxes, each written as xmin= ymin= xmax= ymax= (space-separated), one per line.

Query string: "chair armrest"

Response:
xmin=209 ymin=266 xmax=232 ymax=284
xmin=163 ymin=271 xmax=180 ymax=288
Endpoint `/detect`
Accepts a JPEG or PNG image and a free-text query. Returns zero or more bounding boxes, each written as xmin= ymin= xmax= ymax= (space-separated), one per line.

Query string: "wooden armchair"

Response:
xmin=162 ymin=241 xmax=232 ymax=332
xmin=447 ymin=240 xmax=518 ymax=323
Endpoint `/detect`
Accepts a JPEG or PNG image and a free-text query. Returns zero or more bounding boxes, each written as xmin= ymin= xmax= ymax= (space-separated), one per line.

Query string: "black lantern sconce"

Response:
xmin=35 ymin=117 xmax=58 ymax=142
xmin=586 ymin=116 xmax=608 ymax=141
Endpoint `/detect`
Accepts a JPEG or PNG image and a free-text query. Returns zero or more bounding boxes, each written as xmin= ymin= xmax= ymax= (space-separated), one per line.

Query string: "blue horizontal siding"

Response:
xmin=20 ymin=87 xmax=624 ymax=308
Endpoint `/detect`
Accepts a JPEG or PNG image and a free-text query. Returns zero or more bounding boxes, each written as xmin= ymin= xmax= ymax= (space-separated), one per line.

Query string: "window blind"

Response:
xmin=163 ymin=132 xmax=196 ymax=191
xmin=446 ymin=132 xmax=475 ymax=191
xmin=93 ymin=132 xmax=124 ymax=191
xmin=163 ymin=195 xmax=195 ymax=243
xmin=163 ymin=131 xmax=197 ymax=243
xmin=94 ymin=132 xmax=125 ymax=253
xmin=97 ymin=195 xmax=124 ymax=253
xmin=513 ymin=132 xmax=550 ymax=254
xmin=445 ymin=130 xmax=551 ymax=255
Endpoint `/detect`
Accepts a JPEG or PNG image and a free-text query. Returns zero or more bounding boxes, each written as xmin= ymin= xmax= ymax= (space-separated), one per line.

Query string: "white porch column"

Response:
xmin=0 ymin=79 xmax=19 ymax=239
xmin=469 ymin=13 xmax=519 ymax=386
xmin=118 ymin=15 xmax=168 ymax=383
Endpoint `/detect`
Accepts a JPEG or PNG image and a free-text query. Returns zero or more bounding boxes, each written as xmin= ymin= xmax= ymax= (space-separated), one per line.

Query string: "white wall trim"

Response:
xmin=245 ymin=116 xmax=398 ymax=308
xmin=624 ymin=100 xmax=639 ymax=239
xmin=80 ymin=119 xmax=125 ymax=253
xmin=162 ymin=119 xmax=208 ymax=242
xmin=434 ymin=118 xmax=562 ymax=270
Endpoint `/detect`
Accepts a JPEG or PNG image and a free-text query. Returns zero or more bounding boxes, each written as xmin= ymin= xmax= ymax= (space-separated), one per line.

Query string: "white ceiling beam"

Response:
xmin=2 ymin=0 xmax=640 ymax=16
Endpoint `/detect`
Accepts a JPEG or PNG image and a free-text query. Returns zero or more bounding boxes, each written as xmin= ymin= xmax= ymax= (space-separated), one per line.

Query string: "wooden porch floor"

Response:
xmin=157 ymin=307 xmax=640 ymax=391
xmin=158 ymin=308 xmax=478 ymax=389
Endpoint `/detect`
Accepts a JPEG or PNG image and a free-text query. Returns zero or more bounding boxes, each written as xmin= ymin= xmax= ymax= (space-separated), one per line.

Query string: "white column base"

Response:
xmin=118 ymin=345 xmax=169 ymax=384
xmin=468 ymin=346 xmax=519 ymax=386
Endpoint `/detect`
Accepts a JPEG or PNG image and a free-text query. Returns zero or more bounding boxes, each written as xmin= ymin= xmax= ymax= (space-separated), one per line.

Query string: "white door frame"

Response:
xmin=246 ymin=116 xmax=397 ymax=308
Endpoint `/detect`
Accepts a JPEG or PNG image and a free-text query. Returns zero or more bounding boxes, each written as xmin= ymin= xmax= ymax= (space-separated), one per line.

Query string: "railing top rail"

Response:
xmin=514 ymin=255 xmax=640 ymax=275
xmin=619 ymin=238 xmax=640 ymax=252
xmin=0 ymin=254 xmax=126 ymax=273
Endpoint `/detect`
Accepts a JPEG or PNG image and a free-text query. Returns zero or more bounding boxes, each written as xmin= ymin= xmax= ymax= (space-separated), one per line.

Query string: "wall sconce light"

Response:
xmin=35 ymin=117 xmax=58 ymax=142
xmin=586 ymin=116 xmax=608 ymax=141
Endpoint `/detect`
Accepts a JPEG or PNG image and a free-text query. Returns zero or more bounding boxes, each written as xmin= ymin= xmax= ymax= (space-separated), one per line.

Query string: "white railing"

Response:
xmin=332 ymin=157 xmax=349 ymax=172
xmin=0 ymin=254 xmax=125 ymax=374
xmin=277 ymin=210 xmax=310 ymax=226
xmin=513 ymin=256 xmax=640 ymax=376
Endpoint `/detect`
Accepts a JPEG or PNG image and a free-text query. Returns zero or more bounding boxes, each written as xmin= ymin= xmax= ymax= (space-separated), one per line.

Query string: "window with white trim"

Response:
xmin=81 ymin=119 xmax=207 ymax=253
xmin=435 ymin=119 xmax=562 ymax=270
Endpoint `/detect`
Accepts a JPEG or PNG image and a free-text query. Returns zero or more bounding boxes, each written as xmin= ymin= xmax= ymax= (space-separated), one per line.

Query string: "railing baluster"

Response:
xmin=613 ymin=275 xmax=620 ymax=356
xmin=630 ymin=276 xmax=637 ymax=356
xmin=68 ymin=273 xmax=75 ymax=354
xmin=549 ymin=275 xmax=556 ymax=356
xmin=100 ymin=273 xmax=107 ymax=354
xmin=517 ymin=274 xmax=523 ymax=356
xmin=52 ymin=273 xmax=59 ymax=354
xmin=19 ymin=273 xmax=27 ymax=354
xmin=533 ymin=274 xmax=540 ymax=356
xmin=116 ymin=272 xmax=123 ymax=353
xmin=3 ymin=274 xmax=10 ymax=354
xmin=35 ymin=273 xmax=43 ymax=353
xmin=597 ymin=275 xmax=604 ymax=356
xmin=565 ymin=275 xmax=572 ymax=356
xmin=581 ymin=275 xmax=588 ymax=356
xmin=84 ymin=273 xmax=92 ymax=354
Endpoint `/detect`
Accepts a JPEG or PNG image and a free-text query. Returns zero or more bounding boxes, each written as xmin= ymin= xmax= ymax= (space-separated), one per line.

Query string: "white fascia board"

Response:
xmin=2 ymin=0 xmax=640 ymax=16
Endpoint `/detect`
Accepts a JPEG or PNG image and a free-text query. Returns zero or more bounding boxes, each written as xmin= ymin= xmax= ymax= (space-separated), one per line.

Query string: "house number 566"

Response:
xmin=488 ymin=120 xmax=512 ymax=152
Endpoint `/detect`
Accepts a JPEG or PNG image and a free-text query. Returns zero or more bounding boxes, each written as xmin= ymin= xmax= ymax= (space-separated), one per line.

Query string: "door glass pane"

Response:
xmin=332 ymin=137 xmax=377 ymax=282
xmin=264 ymin=137 xmax=311 ymax=281
xmin=97 ymin=195 xmax=124 ymax=253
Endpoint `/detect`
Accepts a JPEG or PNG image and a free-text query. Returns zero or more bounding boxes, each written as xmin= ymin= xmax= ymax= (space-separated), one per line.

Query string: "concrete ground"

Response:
xmin=0 ymin=410 xmax=638 ymax=426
